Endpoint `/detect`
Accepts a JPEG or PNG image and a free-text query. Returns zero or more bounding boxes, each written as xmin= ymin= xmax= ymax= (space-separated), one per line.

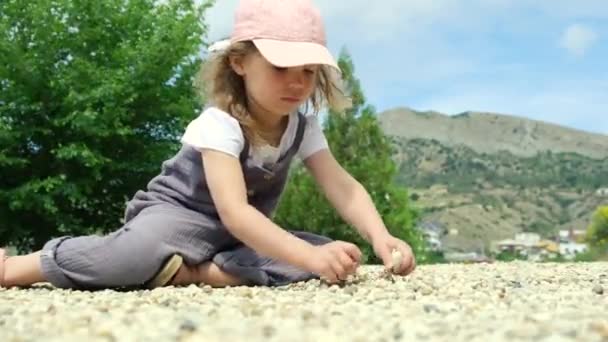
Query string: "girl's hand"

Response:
xmin=307 ymin=241 xmax=362 ymax=283
xmin=372 ymin=234 xmax=416 ymax=276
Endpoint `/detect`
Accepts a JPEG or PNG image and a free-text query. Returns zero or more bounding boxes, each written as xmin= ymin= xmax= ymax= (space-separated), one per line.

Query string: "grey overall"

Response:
xmin=39 ymin=113 xmax=331 ymax=290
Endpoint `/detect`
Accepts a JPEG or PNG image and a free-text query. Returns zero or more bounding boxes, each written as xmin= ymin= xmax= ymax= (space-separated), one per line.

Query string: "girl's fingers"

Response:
xmin=397 ymin=244 xmax=415 ymax=275
xmin=341 ymin=242 xmax=362 ymax=264
xmin=330 ymin=257 xmax=347 ymax=281
xmin=338 ymin=250 xmax=357 ymax=274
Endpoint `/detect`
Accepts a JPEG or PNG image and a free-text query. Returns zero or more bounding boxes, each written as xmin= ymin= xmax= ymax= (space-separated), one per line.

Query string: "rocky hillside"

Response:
xmin=378 ymin=108 xmax=608 ymax=253
xmin=380 ymin=107 xmax=608 ymax=159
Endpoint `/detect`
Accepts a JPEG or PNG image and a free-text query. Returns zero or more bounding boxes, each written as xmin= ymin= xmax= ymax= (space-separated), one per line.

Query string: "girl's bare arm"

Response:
xmin=303 ymin=149 xmax=390 ymax=243
xmin=201 ymin=149 xmax=315 ymax=268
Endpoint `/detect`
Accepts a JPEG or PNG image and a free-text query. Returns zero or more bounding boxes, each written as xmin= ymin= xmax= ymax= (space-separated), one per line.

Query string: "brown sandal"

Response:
xmin=147 ymin=254 xmax=183 ymax=289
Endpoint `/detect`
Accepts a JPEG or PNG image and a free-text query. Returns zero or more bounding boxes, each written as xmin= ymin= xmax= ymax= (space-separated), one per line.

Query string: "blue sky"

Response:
xmin=204 ymin=1 xmax=607 ymax=135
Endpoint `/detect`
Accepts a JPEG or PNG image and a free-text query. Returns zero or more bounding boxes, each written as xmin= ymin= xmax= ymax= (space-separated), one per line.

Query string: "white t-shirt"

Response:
xmin=180 ymin=107 xmax=328 ymax=168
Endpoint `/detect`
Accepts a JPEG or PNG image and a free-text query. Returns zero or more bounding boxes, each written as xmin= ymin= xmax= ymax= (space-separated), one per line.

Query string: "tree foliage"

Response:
xmin=586 ymin=206 xmax=608 ymax=250
xmin=0 ymin=0 xmax=212 ymax=251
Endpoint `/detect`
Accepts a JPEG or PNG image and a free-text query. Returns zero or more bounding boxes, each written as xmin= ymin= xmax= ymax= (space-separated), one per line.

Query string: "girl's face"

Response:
xmin=230 ymin=52 xmax=318 ymax=119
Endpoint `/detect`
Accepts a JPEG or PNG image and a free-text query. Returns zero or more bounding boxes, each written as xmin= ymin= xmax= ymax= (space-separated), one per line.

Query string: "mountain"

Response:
xmin=378 ymin=107 xmax=608 ymax=253
xmin=380 ymin=107 xmax=608 ymax=159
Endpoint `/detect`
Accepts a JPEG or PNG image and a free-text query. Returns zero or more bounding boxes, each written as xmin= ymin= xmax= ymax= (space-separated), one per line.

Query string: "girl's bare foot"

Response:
xmin=0 ymin=250 xmax=46 ymax=288
xmin=0 ymin=249 xmax=6 ymax=287
xmin=170 ymin=261 xmax=247 ymax=287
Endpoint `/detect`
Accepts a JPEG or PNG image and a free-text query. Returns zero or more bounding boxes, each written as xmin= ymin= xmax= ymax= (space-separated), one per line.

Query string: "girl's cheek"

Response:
xmin=266 ymin=73 xmax=282 ymax=87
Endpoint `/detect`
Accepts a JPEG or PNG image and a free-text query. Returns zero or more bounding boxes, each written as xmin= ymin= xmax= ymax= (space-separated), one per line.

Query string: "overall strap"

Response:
xmin=239 ymin=139 xmax=250 ymax=165
xmin=277 ymin=112 xmax=307 ymax=164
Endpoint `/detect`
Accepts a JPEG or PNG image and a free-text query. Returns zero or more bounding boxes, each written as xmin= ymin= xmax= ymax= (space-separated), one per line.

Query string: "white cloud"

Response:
xmin=559 ymin=24 xmax=599 ymax=57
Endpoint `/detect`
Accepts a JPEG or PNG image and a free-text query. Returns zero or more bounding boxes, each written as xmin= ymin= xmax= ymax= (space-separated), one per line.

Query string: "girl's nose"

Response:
xmin=287 ymin=69 xmax=307 ymax=89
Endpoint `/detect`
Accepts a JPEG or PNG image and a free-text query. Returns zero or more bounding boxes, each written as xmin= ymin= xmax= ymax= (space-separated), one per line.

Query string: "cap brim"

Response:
xmin=253 ymin=39 xmax=340 ymax=71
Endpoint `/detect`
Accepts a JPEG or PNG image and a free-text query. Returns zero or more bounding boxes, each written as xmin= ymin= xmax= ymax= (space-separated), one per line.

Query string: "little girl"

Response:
xmin=0 ymin=0 xmax=415 ymax=290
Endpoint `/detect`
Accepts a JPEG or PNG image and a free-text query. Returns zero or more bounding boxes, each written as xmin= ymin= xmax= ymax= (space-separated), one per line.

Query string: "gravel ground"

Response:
xmin=1 ymin=261 xmax=607 ymax=342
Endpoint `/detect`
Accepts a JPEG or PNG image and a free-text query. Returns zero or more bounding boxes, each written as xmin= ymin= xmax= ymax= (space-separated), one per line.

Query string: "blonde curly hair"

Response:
xmin=195 ymin=40 xmax=350 ymax=146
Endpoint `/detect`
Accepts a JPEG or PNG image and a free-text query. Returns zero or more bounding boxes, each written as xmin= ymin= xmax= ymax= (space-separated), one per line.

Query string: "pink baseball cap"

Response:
xmin=230 ymin=0 xmax=339 ymax=71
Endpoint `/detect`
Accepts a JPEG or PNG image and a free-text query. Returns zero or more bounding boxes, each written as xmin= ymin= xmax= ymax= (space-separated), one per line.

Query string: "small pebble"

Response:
xmin=180 ymin=319 xmax=198 ymax=332
xmin=423 ymin=304 xmax=440 ymax=314
xmin=592 ymin=285 xmax=604 ymax=295
xmin=391 ymin=249 xmax=403 ymax=272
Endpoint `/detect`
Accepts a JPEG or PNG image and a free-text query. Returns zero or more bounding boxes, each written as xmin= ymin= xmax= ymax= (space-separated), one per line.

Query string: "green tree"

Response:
xmin=274 ymin=49 xmax=425 ymax=264
xmin=586 ymin=206 xmax=608 ymax=250
xmin=0 ymin=0 xmax=212 ymax=251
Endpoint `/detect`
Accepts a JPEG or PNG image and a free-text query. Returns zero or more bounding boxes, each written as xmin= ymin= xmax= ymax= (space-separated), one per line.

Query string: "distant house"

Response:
xmin=515 ymin=232 xmax=541 ymax=245
xmin=495 ymin=232 xmax=541 ymax=253
xmin=418 ymin=221 xmax=445 ymax=251
xmin=495 ymin=232 xmax=561 ymax=261
xmin=596 ymin=188 xmax=608 ymax=197
xmin=557 ymin=229 xmax=588 ymax=259
xmin=536 ymin=240 xmax=559 ymax=254
xmin=494 ymin=228 xmax=590 ymax=261
xmin=496 ymin=232 xmax=556 ymax=251
xmin=559 ymin=241 xmax=588 ymax=260
xmin=423 ymin=230 xmax=443 ymax=251
xmin=559 ymin=229 xmax=587 ymax=243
